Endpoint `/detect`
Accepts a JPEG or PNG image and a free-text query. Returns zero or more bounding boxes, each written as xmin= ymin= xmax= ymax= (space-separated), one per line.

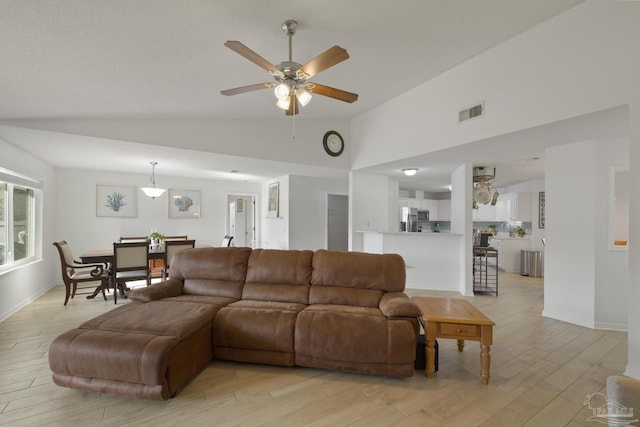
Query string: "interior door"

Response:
xmin=327 ymin=194 xmax=348 ymax=251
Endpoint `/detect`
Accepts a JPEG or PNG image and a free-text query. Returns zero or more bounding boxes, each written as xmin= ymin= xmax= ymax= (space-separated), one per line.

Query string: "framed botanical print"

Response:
xmin=96 ymin=185 xmax=136 ymax=217
xmin=169 ymin=189 xmax=201 ymax=218
xmin=267 ymin=182 xmax=279 ymax=218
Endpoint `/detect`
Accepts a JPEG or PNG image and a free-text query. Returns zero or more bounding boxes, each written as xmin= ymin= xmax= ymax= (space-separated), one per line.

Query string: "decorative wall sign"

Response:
xmin=169 ymin=189 xmax=201 ymax=218
xmin=539 ymin=191 xmax=545 ymax=229
xmin=267 ymin=182 xmax=279 ymax=218
xmin=96 ymin=185 xmax=136 ymax=217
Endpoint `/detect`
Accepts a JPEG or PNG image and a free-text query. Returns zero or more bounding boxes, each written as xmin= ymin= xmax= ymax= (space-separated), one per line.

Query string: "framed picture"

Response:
xmin=169 ymin=189 xmax=201 ymax=218
xmin=96 ymin=185 xmax=137 ymax=217
xmin=236 ymin=198 xmax=243 ymax=213
xmin=539 ymin=191 xmax=545 ymax=229
xmin=267 ymin=182 xmax=279 ymax=218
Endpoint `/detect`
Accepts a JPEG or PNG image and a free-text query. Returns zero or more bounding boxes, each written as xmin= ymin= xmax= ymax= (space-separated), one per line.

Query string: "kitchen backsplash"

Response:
xmin=473 ymin=221 xmax=532 ymax=236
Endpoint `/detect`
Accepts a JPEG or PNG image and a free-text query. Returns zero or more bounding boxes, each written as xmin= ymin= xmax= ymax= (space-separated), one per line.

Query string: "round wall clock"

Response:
xmin=323 ymin=131 xmax=344 ymax=157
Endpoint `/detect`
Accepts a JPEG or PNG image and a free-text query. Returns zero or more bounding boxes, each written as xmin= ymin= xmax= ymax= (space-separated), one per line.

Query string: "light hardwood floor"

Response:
xmin=0 ymin=273 xmax=627 ymax=426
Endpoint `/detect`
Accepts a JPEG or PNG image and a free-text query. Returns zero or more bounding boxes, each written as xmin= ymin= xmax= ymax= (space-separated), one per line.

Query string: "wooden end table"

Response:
xmin=411 ymin=296 xmax=495 ymax=384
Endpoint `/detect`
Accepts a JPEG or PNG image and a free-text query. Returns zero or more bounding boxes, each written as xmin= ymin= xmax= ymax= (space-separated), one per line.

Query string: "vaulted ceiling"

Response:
xmin=0 ymin=0 xmax=584 ymax=190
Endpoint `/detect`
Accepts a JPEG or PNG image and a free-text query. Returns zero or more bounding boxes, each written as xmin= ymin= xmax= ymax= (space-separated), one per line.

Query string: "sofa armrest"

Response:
xmin=379 ymin=292 xmax=422 ymax=318
xmin=606 ymin=375 xmax=640 ymax=419
xmin=128 ymin=279 xmax=184 ymax=302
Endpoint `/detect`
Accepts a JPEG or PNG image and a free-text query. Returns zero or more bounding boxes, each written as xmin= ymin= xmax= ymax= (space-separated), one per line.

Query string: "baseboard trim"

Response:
xmin=0 ymin=283 xmax=56 ymax=323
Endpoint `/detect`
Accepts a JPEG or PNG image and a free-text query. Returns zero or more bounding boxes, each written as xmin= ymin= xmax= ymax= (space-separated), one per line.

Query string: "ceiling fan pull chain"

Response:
xmin=291 ymin=106 xmax=296 ymax=140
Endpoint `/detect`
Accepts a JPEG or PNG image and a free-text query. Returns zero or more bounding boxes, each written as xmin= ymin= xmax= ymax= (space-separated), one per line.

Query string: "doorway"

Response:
xmin=227 ymin=194 xmax=257 ymax=248
xmin=327 ymin=194 xmax=348 ymax=251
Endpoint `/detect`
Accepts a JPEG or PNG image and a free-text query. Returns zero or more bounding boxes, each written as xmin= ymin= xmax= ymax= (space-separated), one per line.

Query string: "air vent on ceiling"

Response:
xmin=459 ymin=102 xmax=484 ymax=122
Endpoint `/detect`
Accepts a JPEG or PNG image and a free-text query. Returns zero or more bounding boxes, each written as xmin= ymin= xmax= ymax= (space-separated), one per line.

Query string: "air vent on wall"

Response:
xmin=459 ymin=102 xmax=484 ymax=122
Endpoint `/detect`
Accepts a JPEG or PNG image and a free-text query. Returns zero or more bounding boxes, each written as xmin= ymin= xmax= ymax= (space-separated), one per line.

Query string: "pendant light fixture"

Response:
xmin=140 ymin=162 xmax=165 ymax=199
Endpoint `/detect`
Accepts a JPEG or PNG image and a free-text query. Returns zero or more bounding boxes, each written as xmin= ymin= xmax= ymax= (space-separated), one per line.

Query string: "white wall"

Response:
xmin=543 ymin=141 xmax=598 ymax=328
xmin=288 ymin=175 xmax=348 ymax=250
xmin=349 ymin=172 xmax=390 ymax=252
xmin=261 ymin=176 xmax=289 ymax=249
xmin=542 ymin=138 xmax=629 ymax=330
xmin=54 ymin=168 xmax=261 ymax=255
xmin=451 ymin=164 xmax=473 ymax=295
xmin=595 ymin=138 xmax=630 ymax=331
xmin=0 ymin=139 xmax=57 ymax=321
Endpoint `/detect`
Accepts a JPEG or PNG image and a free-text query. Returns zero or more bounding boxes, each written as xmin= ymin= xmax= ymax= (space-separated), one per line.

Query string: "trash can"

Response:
xmin=520 ymin=250 xmax=543 ymax=277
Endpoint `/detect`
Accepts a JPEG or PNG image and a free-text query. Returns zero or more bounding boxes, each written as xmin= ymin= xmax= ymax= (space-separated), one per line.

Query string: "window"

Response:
xmin=0 ymin=168 xmax=41 ymax=271
xmin=609 ymin=165 xmax=629 ymax=251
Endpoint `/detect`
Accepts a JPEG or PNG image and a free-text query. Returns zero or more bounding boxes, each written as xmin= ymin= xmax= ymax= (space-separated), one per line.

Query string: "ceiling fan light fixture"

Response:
xmin=296 ymin=88 xmax=312 ymax=106
xmin=276 ymin=97 xmax=291 ymax=110
xmin=274 ymin=83 xmax=290 ymax=100
xmin=403 ymin=168 xmax=418 ymax=176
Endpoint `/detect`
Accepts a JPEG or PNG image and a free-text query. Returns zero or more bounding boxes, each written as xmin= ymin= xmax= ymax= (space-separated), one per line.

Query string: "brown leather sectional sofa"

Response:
xmin=49 ymin=247 xmax=421 ymax=400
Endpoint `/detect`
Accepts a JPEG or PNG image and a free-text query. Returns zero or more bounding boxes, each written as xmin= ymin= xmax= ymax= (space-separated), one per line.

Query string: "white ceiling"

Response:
xmin=0 ymin=0 xmax=584 ymax=191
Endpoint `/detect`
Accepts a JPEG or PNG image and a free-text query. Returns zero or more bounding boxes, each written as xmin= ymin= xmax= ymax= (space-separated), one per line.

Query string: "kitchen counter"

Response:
xmin=488 ymin=236 xmax=532 ymax=272
xmin=357 ymin=231 xmax=466 ymax=293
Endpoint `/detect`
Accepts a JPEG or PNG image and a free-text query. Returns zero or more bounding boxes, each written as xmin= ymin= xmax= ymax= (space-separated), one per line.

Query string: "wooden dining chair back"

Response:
xmin=163 ymin=239 xmax=195 ymax=279
xmin=52 ymin=241 xmax=110 ymax=305
xmin=112 ymin=241 xmax=150 ymax=304
xmin=164 ymin=235 xmax=188 ymax=241
xmin=119 ymin=236 xmax=149 ymax=243
xmin=221 ymin=235 xmax=233 ymax=247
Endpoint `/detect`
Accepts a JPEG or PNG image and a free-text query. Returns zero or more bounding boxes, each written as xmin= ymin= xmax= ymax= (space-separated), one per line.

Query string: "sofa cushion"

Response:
xmin=242 ymin=249 xmax=312 ymax=304
xmin=213 ymin=299 xmax=307 ymax=366
xmin=308 ymin=286 xmax=383 ymax=308
xmin=294 ymin=304 xmax=416 ymax=377
xmin=170 ymin=247 xmax=251 ymax=298
xmin=79 ymin=300 xmax=219 ymax=338
xmin=311 ymin=250 xmax=406 ymax=292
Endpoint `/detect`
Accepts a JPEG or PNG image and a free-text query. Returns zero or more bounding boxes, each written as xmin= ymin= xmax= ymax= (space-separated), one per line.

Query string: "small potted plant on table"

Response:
xmin=149 ymin=230 xmax=164 ymax=250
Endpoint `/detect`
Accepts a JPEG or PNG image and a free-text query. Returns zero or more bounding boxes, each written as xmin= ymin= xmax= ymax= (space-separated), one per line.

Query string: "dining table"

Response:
xmin=80 ymin=247 xmax=165 ymax=299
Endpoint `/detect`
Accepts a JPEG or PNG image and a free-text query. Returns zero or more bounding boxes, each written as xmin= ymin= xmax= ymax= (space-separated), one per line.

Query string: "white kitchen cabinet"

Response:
xmin=437 ymin=199 xmax=451 ymax=220
xmin=472 ymin=203 xmax=495 ymax=221
xmin=398 ymin=198 xmax=439 ymax=220
xmin=495 ymin=192 xmax=531 ymax=222
xmin=423 ymin=199 xmax=438 ymax=220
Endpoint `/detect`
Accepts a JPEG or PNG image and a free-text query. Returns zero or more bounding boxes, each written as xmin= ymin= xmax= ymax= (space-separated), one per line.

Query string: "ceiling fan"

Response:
xmin=220 ymin=19 xmax=358 ymax=116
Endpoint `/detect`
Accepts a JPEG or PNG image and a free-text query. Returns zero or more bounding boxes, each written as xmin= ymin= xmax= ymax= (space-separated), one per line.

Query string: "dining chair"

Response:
xmin=52 ymin=241 xmax=110 ymax=305
xmin=112 ymin=241 xmax=150 ymax=304
xmin=163 ymin=239 xmax=195 ymax=279
xmin=221 ymin=235 xmax=233 ymax=247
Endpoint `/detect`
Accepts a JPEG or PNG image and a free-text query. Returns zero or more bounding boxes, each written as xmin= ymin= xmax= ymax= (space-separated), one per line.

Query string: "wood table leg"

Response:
xmin=457 ymin=339 xmax=465 ymax=352
xmin=481 ymin=344 xmax=491 ymax=384
xmin=425 ymin=322 xmax=436 ymax=378
xmin=480 ymin=324 xmax=493 ymax=384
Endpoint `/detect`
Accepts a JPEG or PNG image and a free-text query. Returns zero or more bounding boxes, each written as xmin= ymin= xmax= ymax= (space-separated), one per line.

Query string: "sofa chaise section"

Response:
xmin=49 ymin=300 xmax=219 ymax=400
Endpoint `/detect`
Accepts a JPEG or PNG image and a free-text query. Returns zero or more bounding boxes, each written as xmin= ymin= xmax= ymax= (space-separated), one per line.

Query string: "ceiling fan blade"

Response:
xmin=285 ymin=94 xmax=299 ymax=116
xmin=224 ymin=40 xmax=279 ymax=74
xmin=298 ymin=46 xmax=349 ymax=78
xmin=220 ymin=83 xmax=274 ymax=96
xmin=308 ymin=83 xmax=359 ymax=103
